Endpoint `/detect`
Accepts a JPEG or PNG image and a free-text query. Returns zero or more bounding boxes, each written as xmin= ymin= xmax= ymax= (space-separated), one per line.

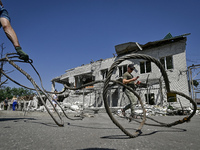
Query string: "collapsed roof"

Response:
xmin=115 ymin=33 xmax=190 ymax=56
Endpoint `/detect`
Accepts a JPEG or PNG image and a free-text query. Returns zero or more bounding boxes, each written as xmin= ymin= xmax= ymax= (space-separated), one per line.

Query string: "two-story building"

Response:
xmin=51 ymin=33 xmax=191 ymax=109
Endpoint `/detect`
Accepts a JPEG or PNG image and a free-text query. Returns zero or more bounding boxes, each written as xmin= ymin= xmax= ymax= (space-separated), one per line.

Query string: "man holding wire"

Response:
xmin=0 ymin=0 xmax=29 ymax=61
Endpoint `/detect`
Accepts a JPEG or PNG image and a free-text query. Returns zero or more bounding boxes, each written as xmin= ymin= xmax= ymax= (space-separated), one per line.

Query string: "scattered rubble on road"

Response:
xmin=116 ymin=104 xmax=199 ymax=117
xmin=1 ymin=95 xmax=199 ymax=117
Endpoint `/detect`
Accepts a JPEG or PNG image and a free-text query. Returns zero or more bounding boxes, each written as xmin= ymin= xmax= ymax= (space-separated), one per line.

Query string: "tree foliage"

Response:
xmin=0 ymin=86 xmax=34 ymax=102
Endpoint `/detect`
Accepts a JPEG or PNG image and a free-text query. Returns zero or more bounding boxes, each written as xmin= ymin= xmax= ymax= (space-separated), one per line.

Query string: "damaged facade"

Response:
xmin=51 ymin=33 xmax=192 ymax=112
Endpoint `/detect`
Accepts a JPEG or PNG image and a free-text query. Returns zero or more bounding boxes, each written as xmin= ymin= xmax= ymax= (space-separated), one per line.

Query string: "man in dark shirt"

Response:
xmin=122 ymin=64 xmax=141 ymax=118
xmin=4 ymin=97 xmax=8 ymax=110
xmin=0 ymin=0 xmax=29 ymax=61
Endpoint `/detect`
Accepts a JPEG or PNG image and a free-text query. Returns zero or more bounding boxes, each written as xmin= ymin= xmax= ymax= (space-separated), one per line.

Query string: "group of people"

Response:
xmin=3 ymin=96 xmax=18 ymax=111
xmin=3 ymin=92 xmax=58 ymax=111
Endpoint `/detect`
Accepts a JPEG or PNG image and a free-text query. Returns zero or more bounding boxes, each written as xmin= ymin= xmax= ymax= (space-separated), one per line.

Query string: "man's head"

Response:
xmin=128 ymin=64 xmax=135 ymax=72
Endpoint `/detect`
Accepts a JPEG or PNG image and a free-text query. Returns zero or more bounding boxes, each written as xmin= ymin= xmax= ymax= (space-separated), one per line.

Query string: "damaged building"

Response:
xmin=51 ymin=33 xmax=192 ymax=112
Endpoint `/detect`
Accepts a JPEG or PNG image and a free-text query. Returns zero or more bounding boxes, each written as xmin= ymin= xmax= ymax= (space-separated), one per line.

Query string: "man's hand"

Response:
xmin=123 ymin=76 xmax=140 ymax=84
xmin=136 ymin=81 xmax=141 ymax=85
xmin=132 ymin=76 xmax=139 ymax=81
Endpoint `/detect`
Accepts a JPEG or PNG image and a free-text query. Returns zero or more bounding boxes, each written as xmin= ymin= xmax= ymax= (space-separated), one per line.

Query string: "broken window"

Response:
xmin=145 ymin=93 xmax=155 ymax=105
xmin=118 ymin=65 xmax=127 ymax=77
xmin=101 ymin=69 xmax=108 ymax=80
xmin=146 ymin=61 xmax=151 ymax=72
xmin=74 ymin=73 xmax=95 ymax=88
xmin=166 ymin=56 xmax=173 ymax=69
xmin=140 ymin=62 xmax=145 ymax=74
xmin=160 ymin=55 xmax=173 ymax=70
xmin=160 ymin=57 xmax=165 ymax=69
xmin=140 ymin=61 xmax=151 ymax=74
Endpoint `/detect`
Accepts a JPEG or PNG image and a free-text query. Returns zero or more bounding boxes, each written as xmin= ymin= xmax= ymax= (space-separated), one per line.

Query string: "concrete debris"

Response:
xmin=74 ymin=113 xmax=94 ymax=118
xmin=63 ymin=102 xmax=71 ymax=108
xmin=36 ymin=106 xmax=46 ymax=112
xmin=1 ymin=96 xmax=199 ymax=116
xmin=117 ymin=104 xmax=199 ymax=117
xmin=142 ymin=105 xmax=168 ymax=116
xmin=70 ymin=105 xmax=80 ymax=111
xmin=195 ymin=109 xmax=199 ymax=115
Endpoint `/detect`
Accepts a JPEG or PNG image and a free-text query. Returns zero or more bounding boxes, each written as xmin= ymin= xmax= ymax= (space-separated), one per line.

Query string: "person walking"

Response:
xmin=12 ymin=96 xmax=17 ymax=111
xmin=3 ymin=97 xmax=8 ymax=110
xmin=121 ymin=64 xmax=141 ymax=119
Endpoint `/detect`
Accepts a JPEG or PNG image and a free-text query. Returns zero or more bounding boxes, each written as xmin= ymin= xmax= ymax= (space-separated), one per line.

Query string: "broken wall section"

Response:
xmin=51 ymin=36 xmax=192 ymax=111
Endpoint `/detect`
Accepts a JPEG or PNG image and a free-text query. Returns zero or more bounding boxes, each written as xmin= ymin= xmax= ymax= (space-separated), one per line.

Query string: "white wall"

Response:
xmin=53 ymin=39 xmax=191 ymax=108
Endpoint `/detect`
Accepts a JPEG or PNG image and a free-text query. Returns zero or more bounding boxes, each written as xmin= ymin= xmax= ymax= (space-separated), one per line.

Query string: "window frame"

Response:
xmin=140 ymin=61 xmax=152 ymax=74
xmin=118 ymin=65 xmax=127 ymax=77
xmin=160 ymin=55 xmax=174 ymax=70
xmin=101 ymin=69 xmax=108 ymax=80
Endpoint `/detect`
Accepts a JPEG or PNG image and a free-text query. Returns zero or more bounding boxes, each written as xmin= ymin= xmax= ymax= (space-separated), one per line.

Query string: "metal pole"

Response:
xmin=83 ymin=88 xmax=85 ymax=110
xmin=159 ymin=78 xmax=164 ymax=106
xmin=190 ymin=69 xmax=195 ymax=99
xmin=188 ymin=67 xmax=192 ymax=97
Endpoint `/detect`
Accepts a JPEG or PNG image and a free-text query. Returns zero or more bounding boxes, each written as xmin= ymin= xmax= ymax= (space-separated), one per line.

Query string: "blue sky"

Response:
xmin=0 ymin=0 xmax=200 ymax=92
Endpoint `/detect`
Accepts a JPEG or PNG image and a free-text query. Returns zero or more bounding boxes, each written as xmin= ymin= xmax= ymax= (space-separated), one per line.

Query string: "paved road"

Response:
xmin=0 ymin=111 xmax=200 ymax=150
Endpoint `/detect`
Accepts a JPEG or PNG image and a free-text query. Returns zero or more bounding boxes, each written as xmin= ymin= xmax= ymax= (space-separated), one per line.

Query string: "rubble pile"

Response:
xmin=140 ymin=105 xmax=167 ymax=116
xmin=117 ymin=104 xmax=199 ymax=117
xmin=136 ymin=104 xmax=198 ymax=116
xmin=1 ymin=96 xmax=199 ymax=116
xmin=36 ymin=101 xmax=83 ymax=115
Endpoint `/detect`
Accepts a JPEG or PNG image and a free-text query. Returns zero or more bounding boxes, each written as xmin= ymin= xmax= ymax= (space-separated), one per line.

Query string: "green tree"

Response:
xmin=0 ymin=86 xmax=35 ymax=102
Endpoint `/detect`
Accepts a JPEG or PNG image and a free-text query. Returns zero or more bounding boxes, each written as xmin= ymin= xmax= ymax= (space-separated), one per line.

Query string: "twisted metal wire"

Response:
xmin=2 ymin=53 xmax=83 ymax=121
xmin=103 ymin=53 xmax=197 ymax=138
xmin=1 ymin=53 xmax=197 ymax=138
xmin=5 ymin=53 xmax=65 ymax=126
xmin=0 ymin=54 xmax=68 ymax=94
